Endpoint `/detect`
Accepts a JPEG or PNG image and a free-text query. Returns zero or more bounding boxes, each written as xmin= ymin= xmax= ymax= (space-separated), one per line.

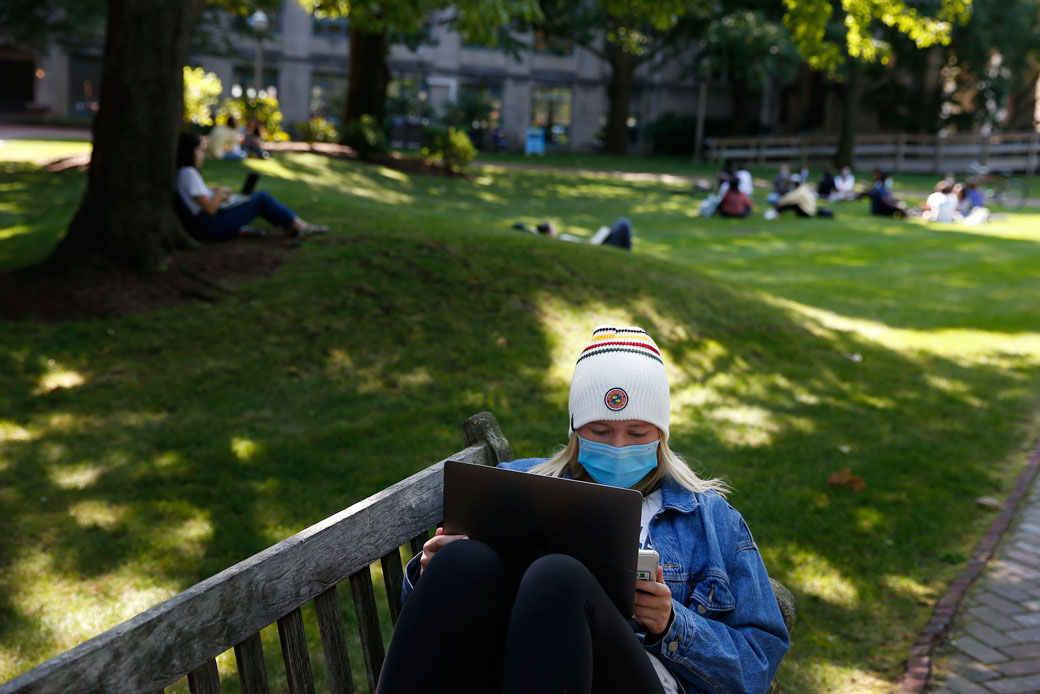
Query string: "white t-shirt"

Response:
xmin=176 ymin=166 xmax=212 ymax=216
xmin=735 ymin=169 xmax=753 ymax=196
xmin=835 ymin=173 xmax=855 ymax=193
xmin=639 ymin=490 xmax=680 ymax=694
xmin=925 ymin=191 xmax=957 ymax=222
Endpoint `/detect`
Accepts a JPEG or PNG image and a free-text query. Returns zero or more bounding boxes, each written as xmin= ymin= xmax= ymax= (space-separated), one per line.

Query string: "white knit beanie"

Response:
xmin=568 ymin=325 xmax=670 ymax=440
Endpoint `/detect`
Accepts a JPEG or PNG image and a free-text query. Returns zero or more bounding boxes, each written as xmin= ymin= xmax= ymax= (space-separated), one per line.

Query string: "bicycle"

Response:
xmin=968 ymin=161 xmax=1029 ymax=211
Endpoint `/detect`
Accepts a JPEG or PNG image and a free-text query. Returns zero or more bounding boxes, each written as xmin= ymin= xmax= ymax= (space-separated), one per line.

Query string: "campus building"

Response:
xmin=2 ymin=2 xmax=730 ymax=154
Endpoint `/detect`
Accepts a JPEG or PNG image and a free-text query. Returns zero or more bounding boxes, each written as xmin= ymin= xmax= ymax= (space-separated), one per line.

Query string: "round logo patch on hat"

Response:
xmin=604 ymin=387 xmax=628 ymax=411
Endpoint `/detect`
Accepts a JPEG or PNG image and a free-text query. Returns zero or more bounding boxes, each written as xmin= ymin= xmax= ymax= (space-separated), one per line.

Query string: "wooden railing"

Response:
xmin=705 ymin=131 xmax=1040 ymax=175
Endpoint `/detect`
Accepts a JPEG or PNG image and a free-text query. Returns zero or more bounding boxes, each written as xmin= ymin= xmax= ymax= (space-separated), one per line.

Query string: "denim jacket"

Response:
xmin=402 ymin=458 xmax=789 ymax=694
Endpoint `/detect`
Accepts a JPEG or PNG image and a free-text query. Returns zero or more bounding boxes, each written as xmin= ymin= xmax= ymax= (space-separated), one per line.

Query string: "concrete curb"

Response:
xmin=899 ymin=437 xmax=1040 ymax=693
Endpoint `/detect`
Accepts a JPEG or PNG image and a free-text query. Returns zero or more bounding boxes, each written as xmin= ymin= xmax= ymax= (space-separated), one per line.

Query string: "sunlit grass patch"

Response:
xmin=0 ymin=139 xmax=92 ymax=164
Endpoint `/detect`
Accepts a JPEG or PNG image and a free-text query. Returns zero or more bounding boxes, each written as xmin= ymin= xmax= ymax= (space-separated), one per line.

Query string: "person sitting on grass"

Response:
xmin=765 ymin=174 xmax=833 ymax=219
xmin=922 ymin=181 xmax=958 ymax=222
xmin=175 ymin=132 xmax=327 ymax=242
xmin=717 ymin=184 xmax=753 ymax=218
xmin=375 ymin=325 xmax=790 ymax=694
xmin=861 ymin=169 xmax=908 ymax=218
xmin=816 ymin=168 xmax=836 ymax=200
xmin=205 ymin=115 xmax=246 ymax=161
xmin=241 ymin=117 xmax=270 ymax=159
xmin=832 ymin=165 xmax=856 ymax=201
xmin=959 ymin=181 xmax=986 ymax=215
xmin=767 ymin=164 xmax=792 ymax=205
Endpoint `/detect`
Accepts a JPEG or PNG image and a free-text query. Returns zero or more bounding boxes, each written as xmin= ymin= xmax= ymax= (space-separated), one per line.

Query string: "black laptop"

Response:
xmin=442 ymin=460 xmax=643 ymax=616
xmin=219 ymin=171 xmax=260 ymax=209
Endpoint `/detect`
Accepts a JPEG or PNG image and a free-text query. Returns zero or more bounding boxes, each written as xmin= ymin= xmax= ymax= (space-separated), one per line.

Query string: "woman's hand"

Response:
xmin=419 ymin=527 xmax=468 ymax=573
xmin=635 ymin=565 xmax=673 ymax=636
xmin=211 ymin=184 xmax=232 ymax=200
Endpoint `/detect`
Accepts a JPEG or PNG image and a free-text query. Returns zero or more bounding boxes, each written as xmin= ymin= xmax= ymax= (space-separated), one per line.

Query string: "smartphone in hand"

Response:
xmin=636 ymin=548 xmax=659 ymax=582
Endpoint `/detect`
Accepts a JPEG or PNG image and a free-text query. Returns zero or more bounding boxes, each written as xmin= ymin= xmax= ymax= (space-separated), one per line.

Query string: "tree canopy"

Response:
xmin=301 ymin=0 xmax=541 ymax=46
xmin=782 ymin=0 xmax=973 ymax=76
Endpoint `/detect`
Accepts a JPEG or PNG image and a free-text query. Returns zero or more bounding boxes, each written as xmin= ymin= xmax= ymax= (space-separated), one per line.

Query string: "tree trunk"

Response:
xmin=835 ymin=61 xmax=861 ymax=167
xmin=344 ymin=26 xmax=389 ymax=127
xmin=603 ymin=49 xmax=634 ymax=155
xmin=729 ymin=73 xmax=749 ymax=135
xmin=47 ymin=0 xmax=203 ymax=274
xmin=1005 ymin=59 xmax=1040 ymax=131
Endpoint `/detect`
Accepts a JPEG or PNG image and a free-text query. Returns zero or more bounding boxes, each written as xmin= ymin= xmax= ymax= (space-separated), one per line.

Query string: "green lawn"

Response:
xmin=2 ymin=145 xmax=1040 ymax=693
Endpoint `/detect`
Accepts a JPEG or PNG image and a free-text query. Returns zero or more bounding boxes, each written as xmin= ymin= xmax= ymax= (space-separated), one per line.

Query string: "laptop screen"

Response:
xmin=442 ymin=460 xmax=642 ymax=615
xmin=241 ymin=172 xmax=260 ymax=195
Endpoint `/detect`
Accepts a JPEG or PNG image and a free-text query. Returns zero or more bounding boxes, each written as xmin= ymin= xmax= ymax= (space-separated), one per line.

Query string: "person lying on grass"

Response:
xmin=513 ymin=218 xmax=633 ymax=249
xmin=376 ymin=325 xmax=790 ymax=694
xmin=175 ymin=132 xmax=327 ymax=242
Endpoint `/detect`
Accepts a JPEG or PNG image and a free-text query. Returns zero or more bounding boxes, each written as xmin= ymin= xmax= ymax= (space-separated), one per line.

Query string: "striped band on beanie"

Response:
xmin=568 ymin=325 xmax=670 ymax=440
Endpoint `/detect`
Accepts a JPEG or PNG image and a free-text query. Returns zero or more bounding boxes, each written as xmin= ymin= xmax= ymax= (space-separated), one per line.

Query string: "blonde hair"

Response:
xmin=529 ymin=430 xmax=729 ymax=497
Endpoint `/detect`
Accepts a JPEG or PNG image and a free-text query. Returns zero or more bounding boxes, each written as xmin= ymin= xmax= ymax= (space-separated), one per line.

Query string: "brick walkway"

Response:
xmin=927 ymin=473 xmax=1040 ymax=694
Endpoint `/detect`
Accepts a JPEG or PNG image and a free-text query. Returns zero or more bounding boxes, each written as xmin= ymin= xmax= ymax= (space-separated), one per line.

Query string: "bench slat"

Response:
xmin=233 ymin=631 xmax=270 ymax=694
xmin=314 ymin=585 xmax=355 ymax=694
xmin=349 ymin=567 xmax=385 ymax=694
xmin=187 ymin=660 xmax=220 ymax=694
xmin=409 ymin=530 xmax=428 ymax=560
xmin=277 ymin=608 xmax=316 ymax=694
xmin=0 ymin=443 xmax=489 ymax=694
xmin=380 ymin=548 xmax=405 ymax=626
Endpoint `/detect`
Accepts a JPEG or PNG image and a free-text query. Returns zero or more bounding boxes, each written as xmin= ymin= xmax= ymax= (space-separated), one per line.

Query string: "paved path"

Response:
xmin=0 ymin=123 xmax=91 ymax=141
xmin=926 ymin=465 xmax=1040 ymax=694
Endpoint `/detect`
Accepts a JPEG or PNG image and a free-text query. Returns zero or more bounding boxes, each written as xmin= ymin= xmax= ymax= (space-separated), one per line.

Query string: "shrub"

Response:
xmin=183 ymin=66 xmax=222 ymax=128
xmin=341 ymin=115 xmax=389 ymax=159
xmin=422 ymin=125 xmax=477 ymax=171
xmin=218 ymin=93 xmax=290 ymax=141
xmin=291 ymin=117 xmax=339 ymax=144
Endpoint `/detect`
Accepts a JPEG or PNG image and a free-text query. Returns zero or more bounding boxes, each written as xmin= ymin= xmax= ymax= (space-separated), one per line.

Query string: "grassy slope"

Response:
xmin=2 ymin=149 xmax=1040 ymax=692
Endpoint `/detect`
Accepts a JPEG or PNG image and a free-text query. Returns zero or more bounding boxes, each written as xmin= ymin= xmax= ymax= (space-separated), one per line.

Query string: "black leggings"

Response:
xmin=376 ymin=540 xmax=666 ymax=694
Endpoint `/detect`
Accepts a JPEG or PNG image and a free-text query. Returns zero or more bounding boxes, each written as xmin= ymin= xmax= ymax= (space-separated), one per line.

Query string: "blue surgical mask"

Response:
xmin=577 ymin=436 xmax=660 ymax=489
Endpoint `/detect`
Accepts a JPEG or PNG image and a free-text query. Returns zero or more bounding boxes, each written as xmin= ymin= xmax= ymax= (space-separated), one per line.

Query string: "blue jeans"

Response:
xmin=195 ymin=191 xmax=296 ymax=241
xmin=603 ymin=217 xmax=632 ymax=250
xmin=379 ymin=540 xmax=664 ymax=693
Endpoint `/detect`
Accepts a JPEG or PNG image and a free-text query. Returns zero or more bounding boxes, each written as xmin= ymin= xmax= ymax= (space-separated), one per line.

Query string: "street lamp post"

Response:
xmin=247 ymin=10 xmax=269 ymax=95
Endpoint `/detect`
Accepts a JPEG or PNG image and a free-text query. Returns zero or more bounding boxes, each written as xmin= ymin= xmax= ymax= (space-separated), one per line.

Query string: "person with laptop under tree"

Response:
xmin=175 ymin=132 xmax=327 ymax=241
xmin=376 ymin=325 xmax=789 ymax=694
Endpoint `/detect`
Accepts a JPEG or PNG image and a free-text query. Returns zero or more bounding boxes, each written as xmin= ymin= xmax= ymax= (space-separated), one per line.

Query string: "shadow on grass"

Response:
xmin=1 ymin=155 xmax=1039 ymax=692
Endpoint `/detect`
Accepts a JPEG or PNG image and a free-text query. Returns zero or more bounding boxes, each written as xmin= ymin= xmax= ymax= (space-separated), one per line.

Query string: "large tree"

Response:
xmin=940 ymin=0 xmax=1040 ymax=131
xmin=696 ymin=9 xmax=800 ymax=136
xmin=46 ymin=0 xmax=207 ymax=273
xmin=534 ymin=0 xmax=715 ymax=155
xmin=782 ymin=0 xmax=973 ymax=164
xmin=2 ymin=0 xmax=278 ymax=274
xmin=301 ymin=0 xmax=539 ymax=135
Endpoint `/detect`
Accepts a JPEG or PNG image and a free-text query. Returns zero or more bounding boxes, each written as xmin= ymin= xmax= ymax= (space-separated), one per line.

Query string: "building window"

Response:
xmin=450 ymin=82 xmax=504 ymax=150
xmin=386 ymin=76 xmax=432 ymax=119
xmin=532 ymin=31 xmax=573 ymax=56
xmin=310 ymin=72 xmax=347 ymax=122
xmin=458 ymin=83 xmax=503 ymax=128
xmin=312 ymin=16 xmax=349 ymax=38
xmin=231 ymin=66 xmax=279 ymax=99
xmin=531 ymin=86 xmax=572 ymax=146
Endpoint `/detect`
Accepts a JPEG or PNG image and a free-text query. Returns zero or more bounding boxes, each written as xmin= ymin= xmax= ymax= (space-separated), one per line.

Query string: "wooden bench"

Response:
xmin=0 ymin=412 xmax=795 ymax=694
